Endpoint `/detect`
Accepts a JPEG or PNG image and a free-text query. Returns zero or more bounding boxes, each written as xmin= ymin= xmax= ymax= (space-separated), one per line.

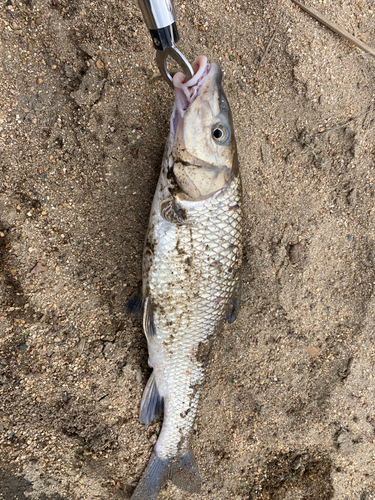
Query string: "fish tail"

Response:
xmin=130 ymin=451 xmax=168 ymax=500
xmin=169 ymin=449 xmax=201 ymax=493
xmin=130 ymin=449 xmax=201 ymax=500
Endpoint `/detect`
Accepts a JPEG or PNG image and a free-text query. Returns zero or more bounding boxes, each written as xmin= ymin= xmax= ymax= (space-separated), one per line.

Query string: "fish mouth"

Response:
xmin=173 ymin=56 xmax=212 ymax=116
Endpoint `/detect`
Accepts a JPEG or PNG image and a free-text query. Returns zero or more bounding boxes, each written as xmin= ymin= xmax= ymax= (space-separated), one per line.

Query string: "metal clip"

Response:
xmin=138 ymin=0 xmax=194 ymax=87
xmin=156 ymin=46 xmax=194 ymax=88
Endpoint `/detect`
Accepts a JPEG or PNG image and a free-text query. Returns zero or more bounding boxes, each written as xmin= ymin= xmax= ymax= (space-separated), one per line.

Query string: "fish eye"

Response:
xmin=212 ymin=124 xmax=230 ymax=144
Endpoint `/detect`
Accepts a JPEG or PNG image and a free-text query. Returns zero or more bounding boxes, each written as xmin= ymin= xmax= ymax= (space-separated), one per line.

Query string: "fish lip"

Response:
xmin=173 ymin=60 xmax=222 ymax=117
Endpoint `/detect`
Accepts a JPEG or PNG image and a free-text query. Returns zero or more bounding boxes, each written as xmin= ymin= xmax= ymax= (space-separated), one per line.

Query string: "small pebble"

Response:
xmin=307 ymin=345 xmax=321 ymax=357
xmin=149 ymin=434 xmax=157 ymax=445
xmin=76 ymin=338 xmax=85 ymax=354
xmin=30 ymin=262 xmax=48 ymax=274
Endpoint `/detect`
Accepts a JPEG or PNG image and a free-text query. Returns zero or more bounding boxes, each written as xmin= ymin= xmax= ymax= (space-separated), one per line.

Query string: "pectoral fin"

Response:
xmin=225 ymin=276 xmax=242 ymax=324
xmin=160 ymin=196 xmax=188 ymax=225
xmin=225 ymin=297 xmax=241 ymax=323
xmin=125 ymin=286 xmax=143 ymax=316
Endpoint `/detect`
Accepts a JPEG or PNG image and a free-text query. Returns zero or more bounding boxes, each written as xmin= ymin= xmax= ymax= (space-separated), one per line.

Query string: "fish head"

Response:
xmin=172 ymin=59 xmax=238 ymax=201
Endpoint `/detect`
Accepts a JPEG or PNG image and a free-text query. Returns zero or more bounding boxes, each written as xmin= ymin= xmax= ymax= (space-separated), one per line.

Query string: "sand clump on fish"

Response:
xmin=130 ymin=56 xmax=243 ymax=500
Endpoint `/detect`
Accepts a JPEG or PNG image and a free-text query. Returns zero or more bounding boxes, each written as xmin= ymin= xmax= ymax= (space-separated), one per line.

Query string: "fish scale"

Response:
xmin=144 ymin=176 xmax=242 ymax=459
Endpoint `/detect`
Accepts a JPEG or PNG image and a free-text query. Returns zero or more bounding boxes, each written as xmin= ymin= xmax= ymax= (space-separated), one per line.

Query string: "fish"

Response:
xmin=130 ymin=55 xmax=243 ymax=500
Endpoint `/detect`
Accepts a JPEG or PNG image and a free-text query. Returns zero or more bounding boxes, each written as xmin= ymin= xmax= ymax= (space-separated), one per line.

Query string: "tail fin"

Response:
xmin=130 ymin=451 xmax=168 ymax=500
xmin=169 ymin=449 xmax=201 ymax=493
xmin=130 ymin=450 xmax=201 ymax=500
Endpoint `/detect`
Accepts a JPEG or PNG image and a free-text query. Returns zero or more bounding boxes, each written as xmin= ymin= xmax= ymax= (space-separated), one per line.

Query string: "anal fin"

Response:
xmin=139 ymin=371 xmax=163 ymax=425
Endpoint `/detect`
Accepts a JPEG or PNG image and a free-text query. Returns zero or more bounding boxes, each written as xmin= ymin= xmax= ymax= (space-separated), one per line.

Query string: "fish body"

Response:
xmin=131 ymin=58 xmax=242 ymax=499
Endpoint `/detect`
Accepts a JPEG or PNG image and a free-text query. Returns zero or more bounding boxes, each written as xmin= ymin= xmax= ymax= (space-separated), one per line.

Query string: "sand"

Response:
xmin=0 ymin=0 xmax=375 ymax=498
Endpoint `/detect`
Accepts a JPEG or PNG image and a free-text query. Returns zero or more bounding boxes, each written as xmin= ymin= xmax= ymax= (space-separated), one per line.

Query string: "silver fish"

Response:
xmin=131 ymin=56 xmax=242 ymax=500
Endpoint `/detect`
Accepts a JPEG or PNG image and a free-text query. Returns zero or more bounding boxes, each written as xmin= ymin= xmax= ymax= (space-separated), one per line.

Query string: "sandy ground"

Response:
xmin=1 ymin=0 xmax=375 ymax=498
